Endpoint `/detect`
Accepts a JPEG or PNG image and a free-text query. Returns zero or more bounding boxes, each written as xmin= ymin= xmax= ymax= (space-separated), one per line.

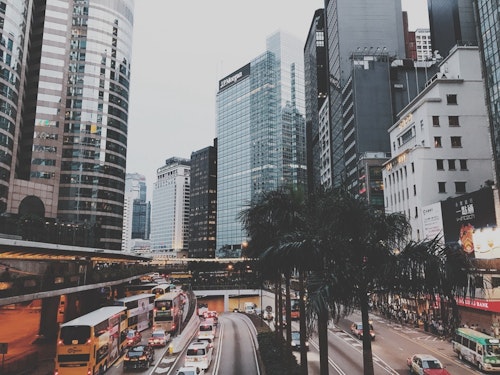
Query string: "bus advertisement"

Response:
xmin=153 ymin=291 xmax=183 ymax=333
xmin=54 ymin=306 xmax=127 ymax=375
xmin=452 ymin=327 xmax=500 ymax=372
xmin=114 ymin=293 xmax=155 ymax=332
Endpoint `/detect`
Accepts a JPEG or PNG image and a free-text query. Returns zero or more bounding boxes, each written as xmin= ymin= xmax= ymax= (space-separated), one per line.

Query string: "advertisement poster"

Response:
xmin=441 ymin=188 xmax=497 ymax=258
xmin=422 ymin=202 xmax=444 ymax=242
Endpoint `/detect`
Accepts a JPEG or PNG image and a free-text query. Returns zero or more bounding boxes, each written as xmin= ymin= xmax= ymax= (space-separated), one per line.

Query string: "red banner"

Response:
xmin=456 ymin=297 xmax=500 ymax=312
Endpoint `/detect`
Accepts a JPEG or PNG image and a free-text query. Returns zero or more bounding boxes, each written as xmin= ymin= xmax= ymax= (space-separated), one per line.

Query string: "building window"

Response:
xmin=455 ymin=181 xmax=466 ymax=194
xmin=460 ymin=159 xmax=467 ymax=170
xmin=492 ymin=277 xmax=500 ymax=288
xmin=451 ymin=136 xmax=462 ymax=147
xmin=413 ymin=184 xmax=416 ymax=196
xmin=448 ymin=116 xmax=459 ymax=126
xmin=434 ymin=137 xmax=442 ymax=147
xmin=438 ymin=182 xmax=446 ymax=193
xmin=448 ymin=159 xmax=456 ymax=170
xmin=415 ymin=206 xmax=418 ymax=218
xmin=432 ymin=116 xmax=440 ymax=126
xmin=446 ymin=94 xmax=458 ymax=104
xmin=411 ymin=162 xmax=415 ymax=173
xmin=436 ymin=159 xmax=444 ymax=170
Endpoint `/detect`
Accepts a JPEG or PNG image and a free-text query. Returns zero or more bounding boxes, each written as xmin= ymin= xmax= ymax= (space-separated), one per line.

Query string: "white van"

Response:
xmin=197 ymin=320 xmax=216 ymax=341
xmin=184 ymin=341 xmax=213 ymax=370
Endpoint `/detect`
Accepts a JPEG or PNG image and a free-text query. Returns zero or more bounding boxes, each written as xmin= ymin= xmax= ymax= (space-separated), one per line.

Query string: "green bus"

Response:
xmin=452 ymin=327 xmax=500 ymax=372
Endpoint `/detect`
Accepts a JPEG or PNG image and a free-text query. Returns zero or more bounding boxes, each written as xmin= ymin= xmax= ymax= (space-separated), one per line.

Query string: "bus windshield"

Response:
xmin=156 ymin=300 xmax=172 ymax=309
xmin=485 ymin=344 xmax=500 ymax=356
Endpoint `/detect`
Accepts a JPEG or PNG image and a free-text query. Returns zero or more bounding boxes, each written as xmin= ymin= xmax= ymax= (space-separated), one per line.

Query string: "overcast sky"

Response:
xmin=126 ymin=0 xmax=430 ymax=194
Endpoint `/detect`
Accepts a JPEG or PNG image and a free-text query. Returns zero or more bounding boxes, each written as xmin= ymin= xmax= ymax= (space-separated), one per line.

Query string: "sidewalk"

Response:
xmin=29 ymin=339 xmax=55 ymax=375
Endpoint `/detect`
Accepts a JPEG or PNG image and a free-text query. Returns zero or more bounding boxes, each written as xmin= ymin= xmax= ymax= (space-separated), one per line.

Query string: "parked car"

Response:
xmin=350 ymin=321 xmax=375 ymax=340
xmin=291 ymin=330 xmax=309 ymax=351
xmin=148 ymin=328 xmax=170 ymax=347
xmin=123 ymin=344 xmax=155 ymax=370
xmin=125 ymin=329 xmax=142 ymax=347
xmin=176 ymin=366 xmax=205 ymax=375
xmin=407 ymin=354 xmax=451 ymax=375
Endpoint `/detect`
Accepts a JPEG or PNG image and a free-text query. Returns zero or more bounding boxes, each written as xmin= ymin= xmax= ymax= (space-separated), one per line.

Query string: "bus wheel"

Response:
xmin=478 ymin=362 xmax=483 ymax=371
xmin=458 ymin=353 xmax=463 ymax=361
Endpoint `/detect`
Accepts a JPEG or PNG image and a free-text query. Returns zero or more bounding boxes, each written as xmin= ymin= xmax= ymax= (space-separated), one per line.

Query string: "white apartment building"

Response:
xmin=383 ymin=46 xmax=494 ymax=241
xmin=151 ymin=157 xmax=191 ymax=256
xmin=415 ymin=28 xmax=433 ymax=61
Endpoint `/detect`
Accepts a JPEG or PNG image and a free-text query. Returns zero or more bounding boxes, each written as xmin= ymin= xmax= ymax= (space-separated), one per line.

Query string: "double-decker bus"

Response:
xmin=452 ymin=327 xmax=500 ymax=372
xmin=54 ymin=306 xmax=127 ymax=375
xmin=151 ymin=284 xmax=172 ymax=298
xmin=123 ymin=283 xmax=158 ymax=297
xmin=153 ymin=291 xmax=183 ymax=333
xmin=114 ymin=293 xmax=155 ymax=332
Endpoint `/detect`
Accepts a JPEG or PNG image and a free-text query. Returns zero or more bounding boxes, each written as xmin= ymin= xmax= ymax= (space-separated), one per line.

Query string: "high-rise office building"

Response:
xmin=473 ymin=1 xmax=500 ymax=188
xmin=304 ymin=9 xmax=328 ymax=193
xmin=151 ymin=157 xmax=190 ymax=257
xmin=189 ymin=139 xmax=217 ymax=258
xmin=122 ymin=173 xmax=149 ymax=251
xmin=0 ymin=0 xmax=134 ymax=250
xmin=324 ymin=0 xmax=406 ymax=187
xmin=428 ymin=0 xmax=477 ymax=58
xmin=215 ymin=31 xmax=307 ymax=258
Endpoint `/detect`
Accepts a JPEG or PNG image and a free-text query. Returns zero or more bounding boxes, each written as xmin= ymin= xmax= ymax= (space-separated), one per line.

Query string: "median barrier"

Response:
xmin=170 ymin=303 xmax=200 ymax=353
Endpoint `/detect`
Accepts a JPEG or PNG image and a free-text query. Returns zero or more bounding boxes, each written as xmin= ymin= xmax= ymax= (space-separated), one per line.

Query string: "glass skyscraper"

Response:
xmin=0 ymin=0 xmax=134 ymax=250
xmin=215 ymin=31 xmax=307 ymax=258
xmin=473 ymin=0 xmax=500 ymax=187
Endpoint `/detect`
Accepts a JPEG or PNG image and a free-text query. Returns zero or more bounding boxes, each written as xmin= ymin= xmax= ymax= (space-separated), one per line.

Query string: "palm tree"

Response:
xmin=241 ymin=185 xmax=476 ymax=375
xmin=239 ymin=186 xmax=310 ymax=372
xmin=307 ymin=186 xmax=475 ymax=375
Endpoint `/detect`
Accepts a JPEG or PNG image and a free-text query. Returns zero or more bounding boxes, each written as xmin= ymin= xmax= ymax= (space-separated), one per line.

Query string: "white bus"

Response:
xmin=452 ymin=327 xmax=500 ymax=372
xmin=114 ymin=293 xmax=155 ymax=332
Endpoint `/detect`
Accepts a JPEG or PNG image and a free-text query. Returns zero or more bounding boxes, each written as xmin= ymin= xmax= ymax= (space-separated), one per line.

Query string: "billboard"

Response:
xmin=218 ymin=63 xmax=250 ymax=92
xmin=441 ymin=188 xmax=497 ymax=258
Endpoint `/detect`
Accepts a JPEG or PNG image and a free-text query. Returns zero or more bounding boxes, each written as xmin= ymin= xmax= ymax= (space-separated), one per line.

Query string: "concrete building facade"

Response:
xmin=383 ymin=46 xmax=494 ymax=240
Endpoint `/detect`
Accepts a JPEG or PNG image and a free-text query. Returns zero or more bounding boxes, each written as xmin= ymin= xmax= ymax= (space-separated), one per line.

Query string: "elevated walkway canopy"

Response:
xmin=0 ymin=237 xmax=150 ymax=263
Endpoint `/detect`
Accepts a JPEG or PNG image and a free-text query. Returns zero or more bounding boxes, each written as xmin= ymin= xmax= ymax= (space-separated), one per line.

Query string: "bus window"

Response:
xmin=59 ymin=326 xmax=90 ymax=345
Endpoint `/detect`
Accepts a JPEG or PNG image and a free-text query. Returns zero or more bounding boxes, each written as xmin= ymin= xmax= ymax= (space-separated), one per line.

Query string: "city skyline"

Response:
xmin=127 ymin=0 xmax=430 ymax=196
